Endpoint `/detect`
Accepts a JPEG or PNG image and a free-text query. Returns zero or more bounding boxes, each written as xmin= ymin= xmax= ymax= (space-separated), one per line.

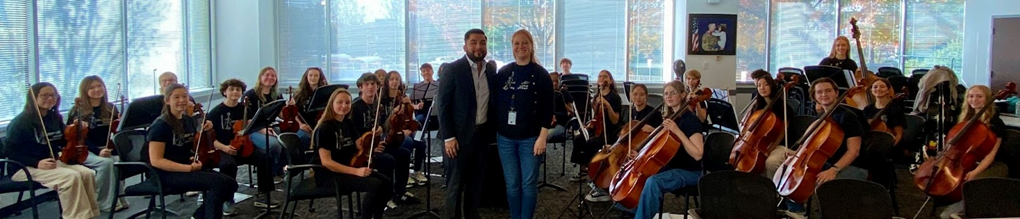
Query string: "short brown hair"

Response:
xmin=809 ymin=77 xmax=838 ymax=101
xmin=219 ymin=79 xmax=247 ymax=97
xmin=560 ymin=58 xmax=572 ymax=66
xmin=356 ymin=73 xmax=380 ymax=88
xmin=420 ymin=63 xmax=432 ymax=70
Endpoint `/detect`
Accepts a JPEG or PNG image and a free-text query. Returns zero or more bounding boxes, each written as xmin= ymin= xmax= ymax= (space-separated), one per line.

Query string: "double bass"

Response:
xmin=588 ymin=102 xmax=664 ymax=189
xmin=60 ymin=98 xmax=90 ymax=165
xmin=609 ymin=88 xmax=711 ymax=209
xmin=730 ymin=75 xmax=800 ymax=174
xmin=913 ymin=98 xmax=998 ymax=202
xmin=846 ymin=17 xmax=880 ymax=109
xmin=774 ymin=86 xmax=864 ymax=203
xmin=229 ymin=97 xmax=256 ymax=157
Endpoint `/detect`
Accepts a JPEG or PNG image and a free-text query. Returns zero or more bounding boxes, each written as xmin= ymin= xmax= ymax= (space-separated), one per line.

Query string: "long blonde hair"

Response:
xmin=661 ymin=80 xmax=688 ymax=118
xmin=958 ymin=85 xmax=996 ymax=124
xmin=74 ymin=75 xmax=114 ymax=120
xmin=512 ymin=29 xmax=540 ymax=65
xmin=253 ymin=66 xmax=279 ymax=103
xmin=827 ymin=36 xmax=851 ymax=59
xmin=311 ymin=88 xmax=352 ymax=149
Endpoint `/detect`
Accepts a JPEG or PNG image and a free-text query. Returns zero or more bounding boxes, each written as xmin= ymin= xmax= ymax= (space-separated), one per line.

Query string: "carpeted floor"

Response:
xmin=9 ymin=134 xmax=954 ymax=219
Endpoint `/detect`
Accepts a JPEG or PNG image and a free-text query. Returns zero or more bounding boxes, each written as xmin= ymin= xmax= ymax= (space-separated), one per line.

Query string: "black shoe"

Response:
xmin=253 ymin=194 xmax=280 ymax=209
xmin=396 ymin=192 xmax=421 ymax=204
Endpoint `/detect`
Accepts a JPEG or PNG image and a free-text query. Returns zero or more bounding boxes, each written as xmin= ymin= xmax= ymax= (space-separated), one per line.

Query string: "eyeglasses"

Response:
xmin=37 ymin=94 xmax=57 ymax=99
xmin=663 ymin=91 xmax=682 ymax=96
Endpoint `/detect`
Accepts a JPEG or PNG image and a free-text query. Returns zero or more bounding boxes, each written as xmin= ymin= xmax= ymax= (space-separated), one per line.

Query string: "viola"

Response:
xmin=609 ymin=93 xmax=704 ymax=209
xmin=385 ymin=86 xmax=420 ymax=147
xmin=995 ymin=81 xmax=1017 ymax=100
xmin=914 ymin=99 xmax=998 ymax=202
xmin=845 ymin=17 xmax=880 ymax=109
xmin=730 ymin=75 xmax=800 ymax=174
xmin=60 ymin=99 xmax=90 ymax=165
xmin=588 ymin=103 xmax=664 ymax=189
xmin=868 ymin=93 xmax=907 ymax=134
xmin=279 ymin=86 xmax=304 ymax=133
xmin=230 ymin=96 xmax=256 ymax=157
xmin=353 ymin=90 xmax=385 ymax=168
xmin=192 ymin=98 xmax=221 ymax=166
xmin=774 ymin=86 xmax=865 ymax=203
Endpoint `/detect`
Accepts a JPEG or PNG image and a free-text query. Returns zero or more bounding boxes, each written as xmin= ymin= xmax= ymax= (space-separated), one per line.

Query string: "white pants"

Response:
xmin=13 ymin=161 xmax=100 ymax=219
xmin=84 ymin=152 xmax=126 ymax=210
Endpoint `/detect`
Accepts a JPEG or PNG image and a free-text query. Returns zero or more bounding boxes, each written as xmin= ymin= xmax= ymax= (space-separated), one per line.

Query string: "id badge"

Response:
xmin=508 ymin=110 xmax=517 ymax=125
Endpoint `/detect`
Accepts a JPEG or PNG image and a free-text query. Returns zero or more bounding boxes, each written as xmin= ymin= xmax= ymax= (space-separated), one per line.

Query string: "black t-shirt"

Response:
xmin=553 ymin=90 xmax=575 ymax=126
xmin=314 ymin=118 xmax=364 ymax=165
xmin=752 ymin=97 xmax=787 ymax=121
xmin=144 ymin=114 xmax=199 ymax=166
xmin=825 ymin=105 xmax=865 ymax=165
xmin=351 ymin=98 xmax=391 ymax=132
xmin=493 ymin=62 xmax=554 ymax=139
xmin=67 ymin=103 xmax=119 ymax=154
xmin=819 ymin=57 xmax=859 ymax=73
xmin=3 ymin=111 xmax=65 ymax=168
xmin=863 ymin=101 xmax=905 ymax=130
xmin=243 ymin=89 xmax=283 ymax=115
xmin=665 ymin=110 xmax=705 ymax=171
xmin=592 ymin=91 xmax=623 ymax=141
xmin=989 ymin=114 xmax=1007 ymax=139
xmin=630 ymin=105 xmax=663 ymax=128
xmin=206 ymin=102 xmax=247 ymax=145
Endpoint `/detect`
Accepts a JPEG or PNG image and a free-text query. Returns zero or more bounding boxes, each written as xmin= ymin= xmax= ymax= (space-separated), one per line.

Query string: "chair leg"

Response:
xmin=160 ymin=195 xmax=168 ymax=219
xmin=684 ymin=194 xmax=692 ymax=219
xmin=145 ymin=196 xmax=155 ymax=219
xmin=108 ymin=180 xmax=120 ymax=219
xmin=659 ymin=197 xmax=664 ymax=219
xmin=349 ymin=194 xmax=356 ymax=219
xmin=249 ymin=165 xmax=256 ymax=188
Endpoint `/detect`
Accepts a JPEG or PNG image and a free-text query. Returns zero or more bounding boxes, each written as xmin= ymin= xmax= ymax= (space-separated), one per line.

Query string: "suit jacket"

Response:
xmin=437 ymin=56 xmax=497 ymax=148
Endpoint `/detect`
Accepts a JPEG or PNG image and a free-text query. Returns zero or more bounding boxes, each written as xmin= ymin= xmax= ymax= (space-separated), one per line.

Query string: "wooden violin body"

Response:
xmin=587 ymin=91 xmax=607 ymax=138
xmin=846 ymin=17 xmax=879 ymax=109
xmin=914 ymin=101 xmax=998 ymax=202
xmin=280 ymin=86 xmax=301 ymax=133
xmin=230 ymin=97 xmax=255 ymax=157
xmin=195 ymin=124 xmax=221 ymax=166
xmin=353 ymin=131 xmax=382 ymax=167
xmin=60 ymin=121 xmax=90 ymax=165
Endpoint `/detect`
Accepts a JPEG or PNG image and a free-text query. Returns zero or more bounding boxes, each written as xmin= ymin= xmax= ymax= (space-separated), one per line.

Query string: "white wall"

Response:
xmin=684 ymin=0 xmax=739 ymax=91
xmin=962 ymin=0 xmax=1020 ymax=86
xmin=215 ymin=0 xmax=278 ymax=88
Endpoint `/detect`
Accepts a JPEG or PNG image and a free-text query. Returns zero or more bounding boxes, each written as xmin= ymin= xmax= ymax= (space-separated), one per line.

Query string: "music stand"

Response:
xmin=241 ymin=99 xmax=289 ymax=219
xmin=409 ymin=100 xmax=441 ymax=219
xmin=306 ymin=84 xmax=349 ymax=112
xmin=118 ymin=94 xmax=165 ymax=131
xmin=805 ymin=65 xmax=856 ymax=89
xmin=411 ymin=81 xmax=439 ymax=101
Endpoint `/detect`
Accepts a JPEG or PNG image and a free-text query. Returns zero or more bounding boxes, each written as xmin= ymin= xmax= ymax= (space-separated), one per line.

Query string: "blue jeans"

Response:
xmin=546 ymin=125 xmax=565 ymax=141
xmin=250 ymin=132 xmax=285 ymax=176
xmin=401 ymin=136 xmax=427 ymax=171
xmin=632 ymin=168 xmax=702 ymax=219
xmin=496 ymin=134 xmax=541 ymax=219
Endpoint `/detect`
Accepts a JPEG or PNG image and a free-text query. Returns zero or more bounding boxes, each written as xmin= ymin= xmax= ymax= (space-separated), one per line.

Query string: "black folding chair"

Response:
xmin=962 ymin=177 xmax=1020 ymax=218
xmin=0 ymin=158 xmax=46 ymax=219
xmin=689 ymin=171 xmax=782 ymax=219
xmin=277 ymin=133 xmax=352 ymax=219
xmin=816 ymin=179 xmax=896 ymax=219
xmin=109 ymin=130 xmax=187 ymax=219
xmin=661 ymin=132 xmax=736 ymax=219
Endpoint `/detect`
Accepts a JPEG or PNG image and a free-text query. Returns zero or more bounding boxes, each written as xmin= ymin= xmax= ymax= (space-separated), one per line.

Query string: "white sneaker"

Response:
xmin=386 ymin=200 xmax=398 ymax=210
xmin=185 ymin=191 xmax=201 ymax=196
xmin=585 ymin=189 xmax=611 ymax=202
xmin=412 ymin=172 xmax=428 ymax=185
xmin=407 ymin=177 xmax=417 ymax=188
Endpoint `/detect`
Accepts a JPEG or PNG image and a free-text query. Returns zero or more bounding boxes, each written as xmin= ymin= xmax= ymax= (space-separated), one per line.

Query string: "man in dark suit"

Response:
xmin=437 ymin=28 xmax=496 ymax=219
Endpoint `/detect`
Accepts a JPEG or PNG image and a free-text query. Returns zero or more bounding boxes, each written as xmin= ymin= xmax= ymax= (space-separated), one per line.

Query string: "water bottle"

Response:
xmin=1015 ymin=100 xmax=1020 ymax=115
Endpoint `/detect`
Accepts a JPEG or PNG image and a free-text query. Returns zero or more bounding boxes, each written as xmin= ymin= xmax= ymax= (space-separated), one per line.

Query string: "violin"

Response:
xmin=995 ymin=81 xmax=1017 ymax=100
xmin=868 ymin=93 xmax=907 ymax=134
xmin=610 ymin=89 xmax=710 ymax=209
xmin=774 ymin=85 xmax=865 ymax=203
xmin=105 ymin=85 xmax=124 ymax=151
xmin=730 ymin=75 xmax=800 ymax=174
xmin=586 ymin=85 xmax=607 ymax=139
xmin=60 ymin=98 xmax=90 ymax=165
xmin=385 ymin=85 xmax=419 ymax=147
xmin=688 ymin=87 xmax=712 ymax=108
xmin=279 ymin=86 xmax=305 ymax=133
xmin=192 ymin=95 xmax=221 ymax=166
xmin=588 ymin=103 xmax=664 ymax=189
xmin=845 ymin=17 xmax=880 ymax=109
xmin=914 ymin=98 xmax=998 ymax=202
xmin=230 ymin=97 xmax=256 ymax=157
xmin=353 ymin=89 xmax=385 ymax=168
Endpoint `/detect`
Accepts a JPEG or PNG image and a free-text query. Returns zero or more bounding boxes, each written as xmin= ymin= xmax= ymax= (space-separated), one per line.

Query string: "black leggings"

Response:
xmin=318 ymin=172 xmax=393 ymax=219
xmin=218 ymin=149 xmax=274 ymax=194
xmin=158 ymin=170 xmax=238 ymax=219
xmin=571 ymin=135 xmax=607 ymax=165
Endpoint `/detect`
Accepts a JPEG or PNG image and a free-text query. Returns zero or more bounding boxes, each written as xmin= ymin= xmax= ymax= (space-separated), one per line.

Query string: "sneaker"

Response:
xmin=569 ymin=172 xmax=587 ymax=182
xmin=397 ymin=192 xmax=421 ymax=204
xmin=585 ymin=189 xmax=611 ymax=202
xmin=222 ymin=202 xmax=237 ymax=216
xmin=185 ymin=191 xmax=201 ymax=196
xmin=407 ymin=177 xmax=417 ymax=188
xmin=386 ymin=200 xmax=399 ymax=210
xmin=412 ymin=172 xmax=428 ymax=185
xmin=253 ymin=194 xmax=280 ymax=209
xmin=273 ymin=176 xmax=285 ymax=184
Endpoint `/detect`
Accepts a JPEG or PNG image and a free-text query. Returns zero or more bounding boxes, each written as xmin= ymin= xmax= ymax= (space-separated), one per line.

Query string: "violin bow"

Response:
xmin=28 ymin=83 xmax=57 ymax=159
xmin=367 ymin=85 xmax=384 ymax=169
xmin=104 ymin=83 xmax=121 ymax=150
xmin=192 ymin=86 xmax=216 ymax=162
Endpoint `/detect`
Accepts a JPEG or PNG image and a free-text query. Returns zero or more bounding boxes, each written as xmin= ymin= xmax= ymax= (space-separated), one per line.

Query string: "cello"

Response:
xmin=192 ymin=93 xmax=220 ymax=166
xmin=995 ymin=81 xmax=1017 ymax=100
xmin=60 ymin=98 xmax=90 ymax=165
xmin=913 ymin=98 xmax=998 ymax=202
xmin=868 ymin=93 xmax=907 ymax=134
xmin=846 ymin=17 xmax=880 ymax=109
xmin=730 ymin=75 xmax=800 ymax=174
xmin=229 ymin=97 xmax=256 ymax=157
xmin=609 ymin=87 xmax=711 ymax=209
xmin=588 ymin=102 xmax=664 ymax=189
xmin=774 ymin=85 xmax=865 ymax=203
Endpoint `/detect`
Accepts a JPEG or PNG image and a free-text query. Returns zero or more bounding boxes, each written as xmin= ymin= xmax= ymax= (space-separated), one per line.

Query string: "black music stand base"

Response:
xmin=537 ymin=156 xmax=567 ymax=191
xmin=243 ymin=100 xmax=290 ymax=219
xmin=558 ymin=173 xmax=596 ymax=219
xmin=410 ymin=112 xmax=441 ymax=219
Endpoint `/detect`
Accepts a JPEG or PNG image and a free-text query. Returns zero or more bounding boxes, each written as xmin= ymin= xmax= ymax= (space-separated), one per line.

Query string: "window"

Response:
xmin=0 ymin=0 xmax=212 ymax=122
xmin=483 ymin=0 xmax=556 ymax=71
xmin=562 ymin=0 xmax=625 ymax=78
xmin=278 ymin=0 xmax=328 ymax=84
xmin=769 ymin=0 xmax=838 ymax=74
xmin=0 ymin=0 xmax=30 ymax=120
xmin=627 ymin=0 xmax=666 ymax=82
xmin=839 ymin=0 xmax=901 ymax=71
xmin=737 ymin=0 xmax=768 ymax=81
xmin=407 ymin=0 xmax=481 ymax=82
xmin=331 ymin=0 xmax=406 ymax=82
xmin=904 ymin=0 xmax=964 ymax=74
xmin=38 ymin=0 xmax=126 ymax=112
